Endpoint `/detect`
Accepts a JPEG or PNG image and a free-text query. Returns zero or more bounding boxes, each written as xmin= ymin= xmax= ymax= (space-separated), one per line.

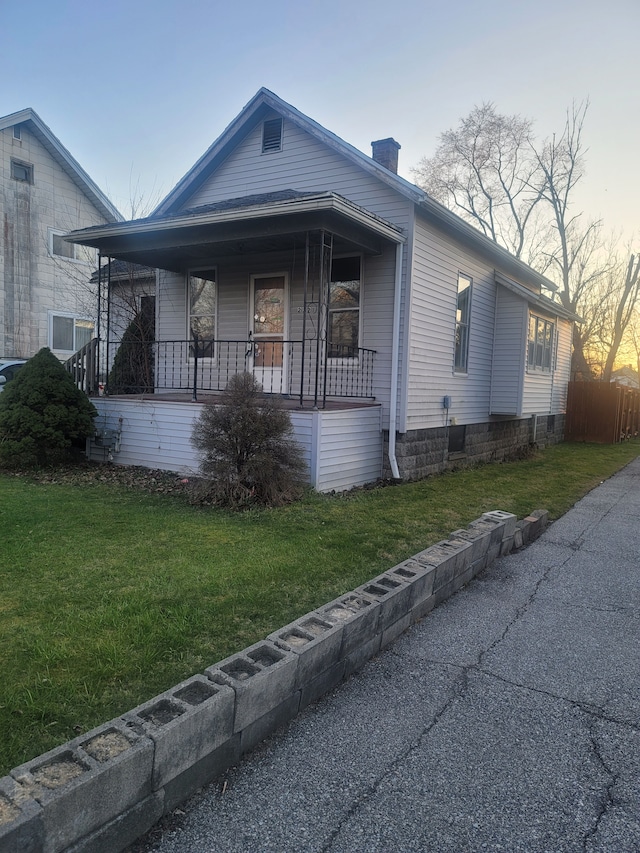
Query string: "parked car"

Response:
xmin=0 ymin=358 xmax=27 ymax=391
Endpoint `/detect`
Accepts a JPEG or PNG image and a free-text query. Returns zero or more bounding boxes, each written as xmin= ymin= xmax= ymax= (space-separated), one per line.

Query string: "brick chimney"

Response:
xmin=371 ymin=138 xmax=401 ymax=174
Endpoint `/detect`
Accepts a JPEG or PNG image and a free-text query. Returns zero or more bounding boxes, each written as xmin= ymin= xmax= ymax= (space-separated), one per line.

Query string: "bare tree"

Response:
xmin=412 ymin=103 xmax=547 ymax=264
xmin=412 ymin=101 xmax=634 ymax=379
xmin=597 ymin=254 xmax=640 ymax=381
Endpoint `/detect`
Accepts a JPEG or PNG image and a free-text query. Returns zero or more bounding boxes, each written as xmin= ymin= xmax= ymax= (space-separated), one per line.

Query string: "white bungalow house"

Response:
xmin=66 ymin=89 xmax=578 ymax=492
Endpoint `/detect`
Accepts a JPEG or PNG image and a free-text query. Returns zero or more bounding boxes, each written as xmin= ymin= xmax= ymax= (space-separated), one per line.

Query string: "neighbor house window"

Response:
xmin=50 ymin=314 xmax=94 ymax=353
xmin=13 ymin=125 xmax=21 ymax=140
xmin=189 ymin=270 xmax=216 ymax=358
xmin=49 ymin=230 xmax=94 ymax=263
xmin=454 ymin=273 xmax=472 ymax=372
xmin=527 ymin=314 xmax=555 ymax=372
xmin=262 ymin=118 xmax=283 ymax=153
xmin=11 ymin=159 xmax=32 ymax=183
xmin=328 ymin=256 xmax=361 ymax=358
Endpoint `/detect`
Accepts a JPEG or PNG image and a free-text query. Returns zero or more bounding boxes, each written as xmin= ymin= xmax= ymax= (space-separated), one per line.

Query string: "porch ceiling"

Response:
xmin=66 ymin=191 xmax=405 ymax=272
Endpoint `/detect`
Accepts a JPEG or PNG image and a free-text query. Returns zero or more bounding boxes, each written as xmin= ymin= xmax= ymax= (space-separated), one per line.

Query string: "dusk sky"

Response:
xmin=2 ymin=0 xmax=638 ymax=242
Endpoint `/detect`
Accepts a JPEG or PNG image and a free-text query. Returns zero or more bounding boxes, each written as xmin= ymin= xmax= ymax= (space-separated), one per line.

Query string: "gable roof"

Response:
xmin=153 ymin=88 xmax=424 ymax=217
xmin=0 ymin=108 xmax=122 ymax=222
xmin=152 ymin=88 xmax=558 ymax=296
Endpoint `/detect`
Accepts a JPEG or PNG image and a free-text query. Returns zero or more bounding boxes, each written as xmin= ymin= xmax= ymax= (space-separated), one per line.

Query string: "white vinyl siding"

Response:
xmin=551 ymin=318 xmax=572 ymax=413
xmin=490 ymin=288 xmax=527 ymax=416
xmin=184 ymin=117 xmax=411 ymax=231
xmin=406 ymin=214 xmax=495 ymax=430
xmin=89 ymin=398 xmax=382 ymax=492
xmin=522 ymin=310 xmax=566 ymax=415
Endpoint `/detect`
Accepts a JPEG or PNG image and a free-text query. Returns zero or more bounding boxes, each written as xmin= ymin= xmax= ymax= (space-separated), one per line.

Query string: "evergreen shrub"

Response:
xmin=0 ymin=348 xmax=97 ymax=468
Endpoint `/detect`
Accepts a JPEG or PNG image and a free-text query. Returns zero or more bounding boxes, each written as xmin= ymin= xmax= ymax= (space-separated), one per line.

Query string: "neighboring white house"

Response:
xmin=66 ymin=89 xmax=578 ymax=490
xmin=610 ymin=366 xmax=639 ymax=389
xmin=0 ymin=109 xmax=121 ymax=360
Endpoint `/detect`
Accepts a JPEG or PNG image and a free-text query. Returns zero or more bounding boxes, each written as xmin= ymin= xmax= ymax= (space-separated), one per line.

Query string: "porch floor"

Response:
xmin=96 ymin=392 xmax=379 ymax=411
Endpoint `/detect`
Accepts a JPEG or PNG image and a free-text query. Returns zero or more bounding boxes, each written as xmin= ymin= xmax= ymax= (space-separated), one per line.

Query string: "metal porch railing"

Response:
xmin=100 ymin=338 xmax=376 ymax=404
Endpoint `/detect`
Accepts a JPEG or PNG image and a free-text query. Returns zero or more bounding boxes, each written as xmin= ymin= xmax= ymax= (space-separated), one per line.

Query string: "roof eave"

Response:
xmin=67 ymin=192 xmax=405 ymax=249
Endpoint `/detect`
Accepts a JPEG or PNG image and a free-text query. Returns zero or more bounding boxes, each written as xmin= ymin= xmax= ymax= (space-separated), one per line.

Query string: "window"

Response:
xmin=189 ymin=270 xmax=216 ymax=358
xmin=49 ymin=230 xmax=93 ymax=262
xmin=328 ymin=256 xmax=361 ymax=358
xmin=13 ymin=125 xmax=21 ymax=140
xmin=50 ymin=314 xmax=94 ymax=353
xmin=527 ymin=314 xmax=555 ymax=372
xmin=262 ymin=118 xmax=283 ymax=153
xmin=11 ymin=159 xmax=32 ymax=183
xmin=454 ymin=273 xmax=472 ymax=373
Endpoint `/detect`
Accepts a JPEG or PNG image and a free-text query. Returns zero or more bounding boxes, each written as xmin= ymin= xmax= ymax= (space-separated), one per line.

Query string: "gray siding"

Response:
xmin=314 ymin=407 xmax=383 ymax=492
xmin=184 ymin=117 xmax=411 ymax=227
xmin=0 ymin=124 xmax=109 ymax=358
xmin=551 ymin=319 xmax=572 ymax=413
xmin=490 ymin=288 xmax=527 ymax=415
xmin=407 ymin=214 xmax=496 ymax=430
xmin=522 ymin=309 xmax=570 ymax=416
xmin=89 ymin=399 xmax=382 ymax=492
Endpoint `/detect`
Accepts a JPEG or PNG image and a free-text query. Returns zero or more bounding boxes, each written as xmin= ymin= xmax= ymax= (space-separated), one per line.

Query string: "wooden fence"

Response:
xmin=565 ymin=381 xmax=640 ymax=443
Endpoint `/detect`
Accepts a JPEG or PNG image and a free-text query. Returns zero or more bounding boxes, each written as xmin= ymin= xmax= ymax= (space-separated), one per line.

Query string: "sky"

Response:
xmin=2 ymin=0 xmax=639 ymax=242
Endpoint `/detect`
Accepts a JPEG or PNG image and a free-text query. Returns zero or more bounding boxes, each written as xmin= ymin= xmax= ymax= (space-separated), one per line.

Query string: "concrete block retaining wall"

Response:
xmin=0 ymin=509 xmax=549 ymax=853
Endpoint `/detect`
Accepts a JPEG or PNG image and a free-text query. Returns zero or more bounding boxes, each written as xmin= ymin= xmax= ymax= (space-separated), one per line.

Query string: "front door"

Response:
xmin=250 ymin=274 xmax=287 ymax=394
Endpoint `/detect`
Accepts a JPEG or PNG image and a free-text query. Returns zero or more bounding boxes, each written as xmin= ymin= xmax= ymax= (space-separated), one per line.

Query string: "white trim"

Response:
xmin=187 ymin=268 xmax=218 ymax=363
xmin=48 ymin=311 xmax=95 ymax=354
xmin=453 ymin=272 xmax=472 ymax=375
xmin=250 ymin=271 xmax=289 ymax=394
xmin=48 ymin=228 xmax=95 ymax=264
xmin=327 ymin=253 xmax=363 ymax=366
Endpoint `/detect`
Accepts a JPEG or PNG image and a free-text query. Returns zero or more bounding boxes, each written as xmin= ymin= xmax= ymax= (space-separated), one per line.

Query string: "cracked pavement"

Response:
xmin=135 ymin=458 xmax=640 ymax=853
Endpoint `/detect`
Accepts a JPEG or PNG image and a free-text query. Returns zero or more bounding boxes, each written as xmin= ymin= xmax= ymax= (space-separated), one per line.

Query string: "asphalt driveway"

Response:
xmin=135 ymin=456 xmax=640 ymax=853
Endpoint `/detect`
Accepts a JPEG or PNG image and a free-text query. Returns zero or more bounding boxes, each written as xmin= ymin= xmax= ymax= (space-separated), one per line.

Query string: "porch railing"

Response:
xmin=103 ymin=338 xmax=376 ymax=403
xmin=64 ymin=338 xmax=99 ymax=396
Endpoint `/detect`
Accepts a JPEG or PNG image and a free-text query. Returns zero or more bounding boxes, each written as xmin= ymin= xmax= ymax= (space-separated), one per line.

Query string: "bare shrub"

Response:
xmin=191 ymin=373 xmax=306 ymax=508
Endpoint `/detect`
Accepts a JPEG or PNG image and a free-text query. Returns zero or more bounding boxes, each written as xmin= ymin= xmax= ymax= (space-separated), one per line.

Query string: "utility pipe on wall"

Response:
xmin=388 ymin=241 xmax=404 ymax=480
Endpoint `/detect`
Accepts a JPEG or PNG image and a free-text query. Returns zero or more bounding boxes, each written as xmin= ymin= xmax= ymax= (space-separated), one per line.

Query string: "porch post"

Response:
xmin=321 ymin=232 xmax=333 ymax=408
xmin=96 ymin=251 xmax=101 ymax=387
xmin=300 ymin=232 xmax=309 ymax=407
xmin=106 ymin=258 xmax=112 ymax=391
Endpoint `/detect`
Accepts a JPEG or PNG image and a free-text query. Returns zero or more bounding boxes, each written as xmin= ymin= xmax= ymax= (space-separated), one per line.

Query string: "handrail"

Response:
xmin=64 ymin=338 xmax=99 ymax=396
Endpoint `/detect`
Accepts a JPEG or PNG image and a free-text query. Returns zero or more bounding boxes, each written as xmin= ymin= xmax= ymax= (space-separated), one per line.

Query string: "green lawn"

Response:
xmin=0 ymin=440 xmax=637 ymax=775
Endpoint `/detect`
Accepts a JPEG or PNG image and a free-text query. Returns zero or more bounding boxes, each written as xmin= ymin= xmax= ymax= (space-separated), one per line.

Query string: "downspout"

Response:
xmin=388 ymin=241 xmax=403 ymax=480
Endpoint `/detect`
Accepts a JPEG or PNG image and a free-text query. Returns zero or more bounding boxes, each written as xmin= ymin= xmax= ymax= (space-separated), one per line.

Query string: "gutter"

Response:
xmin=388 ymin=242 xmax=404 ymax=480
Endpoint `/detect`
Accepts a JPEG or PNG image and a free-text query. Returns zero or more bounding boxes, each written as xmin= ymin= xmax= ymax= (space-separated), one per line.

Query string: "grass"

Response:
xmin=0 ymin=440 xmax=638 ymax=775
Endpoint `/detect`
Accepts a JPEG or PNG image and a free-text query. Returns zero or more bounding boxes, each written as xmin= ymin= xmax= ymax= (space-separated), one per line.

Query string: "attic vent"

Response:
xmin=262 ymin=118 xmax=283 ymax=153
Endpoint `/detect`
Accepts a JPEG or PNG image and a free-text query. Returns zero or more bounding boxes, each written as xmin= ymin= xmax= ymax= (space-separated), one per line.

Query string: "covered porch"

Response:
xmin=67 ymin=190 xmax=405 ymax=409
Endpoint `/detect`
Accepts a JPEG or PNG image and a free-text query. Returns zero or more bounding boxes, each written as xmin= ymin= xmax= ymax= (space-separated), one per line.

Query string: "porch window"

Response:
xmin=527 ymin=314 xmax=555 ymax=372
xmin=454 ymin=273 xmax=472 ymax=373
xmin=328 ymin=256 xmax=361 ymax=358
xmin=189 ymin=271 xmax=216 ymax=358
xmin=50 ymin=314 xmax=94 ymax=353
